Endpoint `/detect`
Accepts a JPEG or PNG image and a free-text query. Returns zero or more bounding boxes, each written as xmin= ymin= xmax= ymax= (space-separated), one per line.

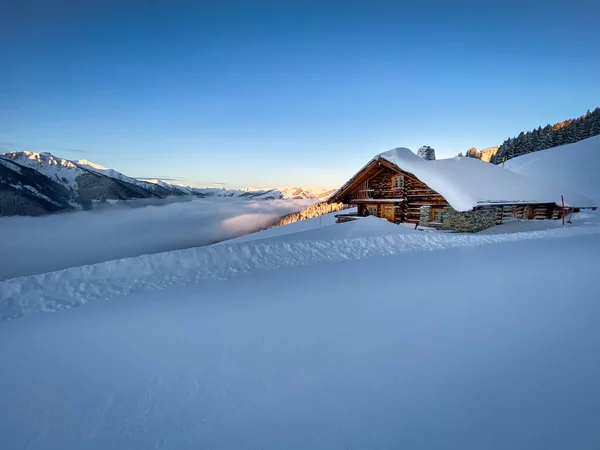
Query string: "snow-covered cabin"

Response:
xmin=327 ymin=147 xmax=596 ymax=232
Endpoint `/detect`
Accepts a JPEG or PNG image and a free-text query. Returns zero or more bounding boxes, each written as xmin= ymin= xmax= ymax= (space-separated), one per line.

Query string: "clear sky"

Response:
xmin=1 ymin=0 xmax=599 ymax=189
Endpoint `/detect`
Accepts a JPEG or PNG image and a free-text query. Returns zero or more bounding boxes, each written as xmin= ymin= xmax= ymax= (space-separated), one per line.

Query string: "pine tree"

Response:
xmin=538 ymin=125 xmax=553 ymax=150
xmin=490 ymin=107 xmax=599 ymax=164
xmin=417 ymin=146 xmax=436 ymax=160
xmin=589 ymin=108 xmax=600 ymax=137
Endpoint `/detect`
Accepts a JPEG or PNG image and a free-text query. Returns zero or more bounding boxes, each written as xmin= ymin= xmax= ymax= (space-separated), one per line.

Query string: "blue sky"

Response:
xmin=1 ymin=0 xmax=599 ymax=188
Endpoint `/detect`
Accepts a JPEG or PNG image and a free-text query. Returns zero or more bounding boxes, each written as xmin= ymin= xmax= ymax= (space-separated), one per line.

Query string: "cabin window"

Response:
xmin=392 ymin=175 xmax=404 ymax=189
xmin=367 ymin=205 xmax=377 ymax=216
xmin=431 ymin=207 xmax=445 ymax=223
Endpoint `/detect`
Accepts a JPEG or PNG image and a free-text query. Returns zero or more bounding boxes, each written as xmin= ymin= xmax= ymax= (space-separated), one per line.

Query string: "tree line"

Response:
xmin=276 ymin=202 xmax=349 ymax=227
xmin=490 ymin=107 xmax=600 ymax=164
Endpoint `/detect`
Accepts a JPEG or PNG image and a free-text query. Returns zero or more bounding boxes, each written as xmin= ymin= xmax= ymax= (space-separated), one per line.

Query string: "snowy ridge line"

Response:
xmin=1 ymin=225 xmax=599 ymax=321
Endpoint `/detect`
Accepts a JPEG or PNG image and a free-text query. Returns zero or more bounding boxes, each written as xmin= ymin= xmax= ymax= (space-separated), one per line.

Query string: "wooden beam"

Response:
xmin=329 ymin=160 xmax=388 ymax=202
xmin=351 ymin=198 xmax=404 ymax=203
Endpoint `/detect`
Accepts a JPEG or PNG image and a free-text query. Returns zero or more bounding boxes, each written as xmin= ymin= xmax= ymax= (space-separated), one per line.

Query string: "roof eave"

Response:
xmin=328 ymin=157 xmax=402 ymax=204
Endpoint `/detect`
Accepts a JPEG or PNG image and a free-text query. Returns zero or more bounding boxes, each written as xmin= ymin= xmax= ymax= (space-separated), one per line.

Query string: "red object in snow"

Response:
xmin=593 ymin=206 xmax=598 ymax=211
xmin=561 ymin=195 xmax=565 ymax=227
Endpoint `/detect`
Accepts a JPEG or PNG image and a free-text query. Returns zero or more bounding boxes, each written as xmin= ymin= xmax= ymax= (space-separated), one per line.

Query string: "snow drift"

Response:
xmin=506 ymin=134 xmax=600 ymax=204
xmin=1 ymin=232 xmax=599 ymax=449
xmin=2 ymin=215 xmax=599 ymax=321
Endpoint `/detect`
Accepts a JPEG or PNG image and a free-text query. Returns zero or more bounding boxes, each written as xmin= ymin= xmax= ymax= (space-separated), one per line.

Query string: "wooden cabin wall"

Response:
xmin=343 ymin=162 xmax=565 ymax=228
xmin=365 ymin=168 xmax=399 ymax=197
xmin=348 ymin=166 xmax=449 ymax=224
xmin=402 ymin=171 xmax=448 ymax=223
xmin=496 ymin=204 xmax=557 ymax=224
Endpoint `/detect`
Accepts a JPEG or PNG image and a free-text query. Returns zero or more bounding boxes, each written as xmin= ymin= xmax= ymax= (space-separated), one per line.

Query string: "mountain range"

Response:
xmin=0 ymin=151 xmax=334 ymax=216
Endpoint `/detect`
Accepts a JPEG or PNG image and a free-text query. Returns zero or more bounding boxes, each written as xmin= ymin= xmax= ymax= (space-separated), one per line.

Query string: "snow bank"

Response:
xmin=238 ymin=216 xmax=419 ymax=244
xmin=377 ymin=147 xmax=594 ymax=210
xmin=227 ymin=208 xmax=355 ymax=243
xmin=2 ymin=220 xmax=600 ymax=321
xmin=1 ymin=235 xmax=599 ymax=449
xmin=506 ymin=135 xmax=600 ymax=204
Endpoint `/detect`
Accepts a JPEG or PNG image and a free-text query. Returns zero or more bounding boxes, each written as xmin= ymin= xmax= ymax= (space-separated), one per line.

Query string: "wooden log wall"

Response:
xmin=348 ymin=166 xmax=449 ymax=224
xmin=534 ymin=205 xmax=553 ymax=220
xmin=366 ymin=168 xmax=401 ymax=198
xmin=402 ymin=171 xmax=448 ymax=224
xmin=495 ymin=203 xmax=559 ymax=224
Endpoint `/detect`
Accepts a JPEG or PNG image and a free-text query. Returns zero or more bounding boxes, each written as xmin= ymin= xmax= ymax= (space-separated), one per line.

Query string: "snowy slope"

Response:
xmin=2 ymin=151 xmax=83 ymax=192
xmin=1 ymin=175 xmax=599 ymax=449
xmin=0 ymin=157 xmax=23 ymax=174
xmin=377 ymin=147 xmax=594 ymax=210
xmin=227 ymin=208 xmax=353 ymax=243
xmin=245 ymin=216 xmax=420 ymax=244
xmin=0 ymin=157 xmax=62 ymax=206
xmin=226 ymin=214 xmax=412 ymax=245
xmin=74 ymin=159 xmax=175 ymax=195
xmin=144 ymin=179 xmax=195 ymax=195
xmin=2 ymin=152 xmax=175 ymax=199
xmin=505 ymin=135 xmax=600 ymax=204
xmin=1 ymin=228 xmax=599 ymax=449
xmin=0 ymin=156 xmax=76 ymax=215
xmin=228 ymin=209 xmax=424 ymax=245
xmin=2 ymin=213 xmax=599 ymax=319
xmin=0 ymin=151 xmax=184 ymax=215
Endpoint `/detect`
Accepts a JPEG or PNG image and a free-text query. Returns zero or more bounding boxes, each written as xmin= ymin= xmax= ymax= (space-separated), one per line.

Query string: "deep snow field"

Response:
xmin=1 ymin=209 xmax=600 ymax=449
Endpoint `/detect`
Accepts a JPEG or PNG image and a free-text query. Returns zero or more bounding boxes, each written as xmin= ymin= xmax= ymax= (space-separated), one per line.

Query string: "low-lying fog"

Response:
xmin=0 ymin=197 xmax=313 ymax=281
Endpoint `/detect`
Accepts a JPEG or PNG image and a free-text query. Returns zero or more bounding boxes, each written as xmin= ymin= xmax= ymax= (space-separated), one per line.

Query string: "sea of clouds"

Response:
xmin=0 ymin=197 xmax=312 ymax=281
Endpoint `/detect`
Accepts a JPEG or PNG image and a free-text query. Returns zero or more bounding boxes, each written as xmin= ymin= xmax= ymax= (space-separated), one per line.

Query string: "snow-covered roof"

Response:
xmin=331 ymin=147 xmax=595 ymax=211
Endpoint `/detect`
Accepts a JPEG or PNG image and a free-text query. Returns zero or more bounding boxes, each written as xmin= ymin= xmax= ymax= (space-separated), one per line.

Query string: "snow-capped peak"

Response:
xmin=277 ymin=186 xmax=335 ymax=201
xmin=74 ymin=159 xmax=109 ymax=170
xmin=1 ymin=151 xmax=84 ymax=189
xmin=4 ymin=151 xmax=80 ymax=171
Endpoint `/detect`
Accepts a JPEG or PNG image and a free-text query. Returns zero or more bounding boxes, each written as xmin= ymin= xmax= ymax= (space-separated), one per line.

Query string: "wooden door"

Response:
xmin=381 ymin=205 xmax=395 ymax=223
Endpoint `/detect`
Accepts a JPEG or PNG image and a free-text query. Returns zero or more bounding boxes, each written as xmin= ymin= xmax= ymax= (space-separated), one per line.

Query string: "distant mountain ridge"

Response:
xmin=0 ymin=151 xmax=332 ymax=217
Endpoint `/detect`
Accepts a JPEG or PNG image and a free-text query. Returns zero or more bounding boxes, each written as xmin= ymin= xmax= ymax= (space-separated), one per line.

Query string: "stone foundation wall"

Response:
xmin=419 ymin=205 xmax=500 ymax=233
xmin=419 ymin=206 xmax=432 ymax=226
